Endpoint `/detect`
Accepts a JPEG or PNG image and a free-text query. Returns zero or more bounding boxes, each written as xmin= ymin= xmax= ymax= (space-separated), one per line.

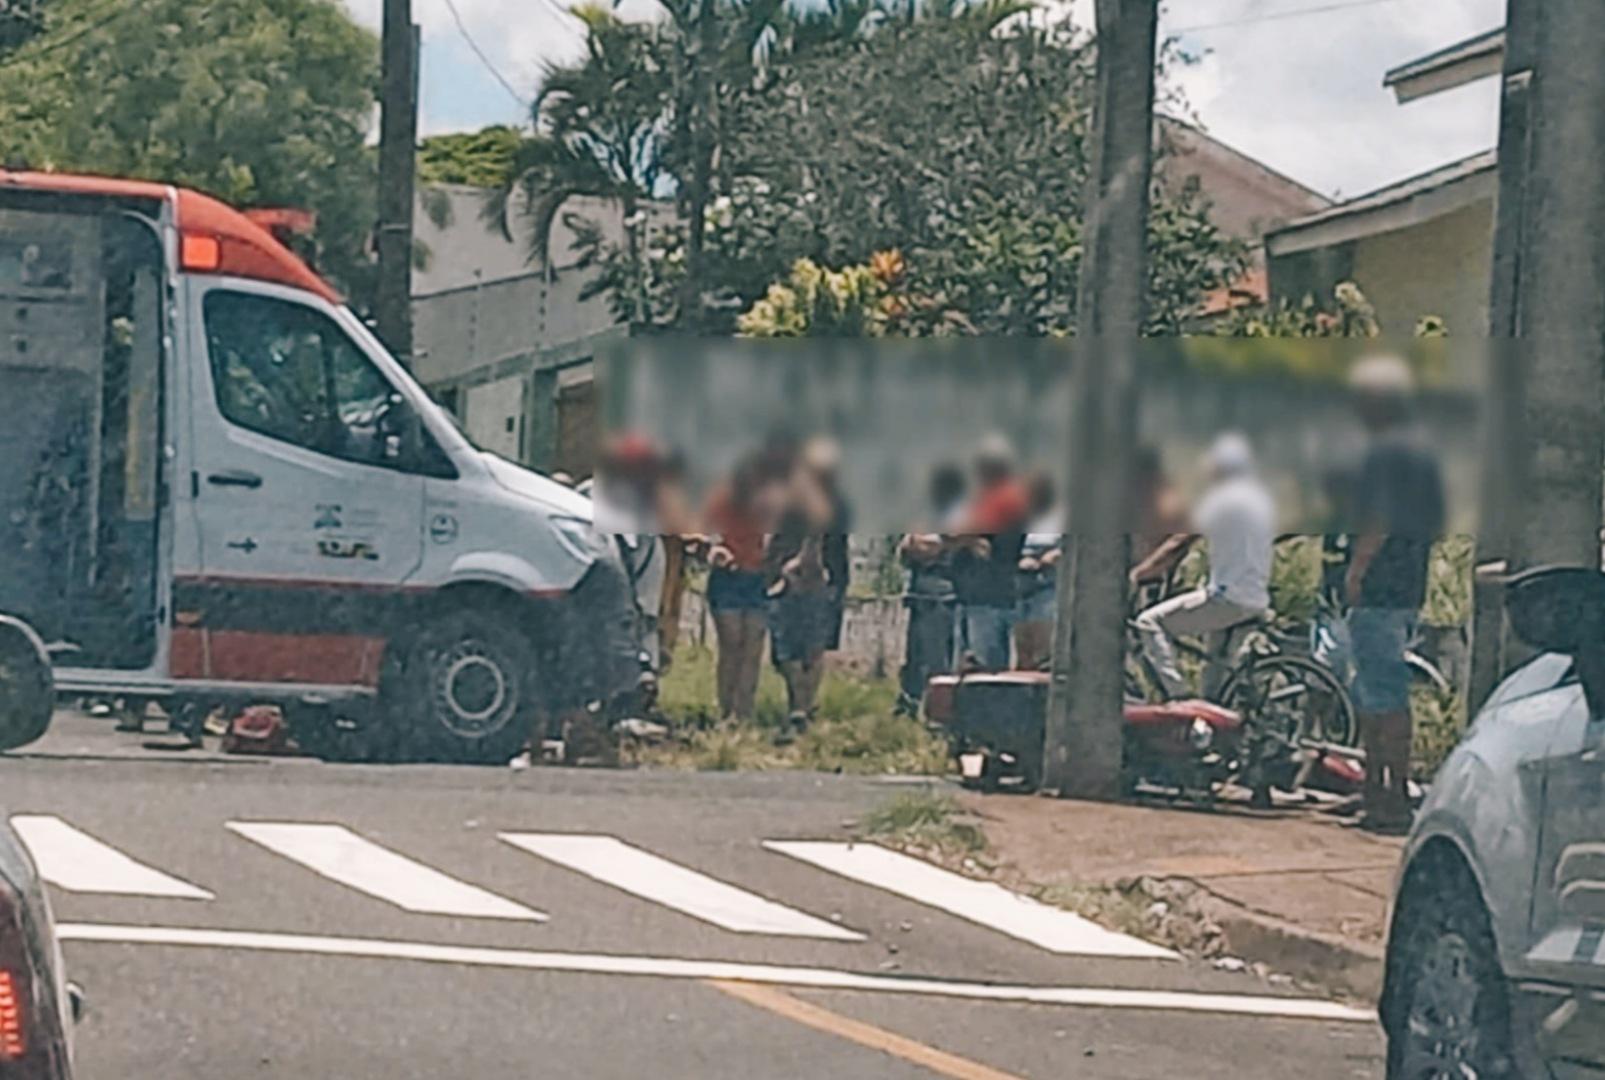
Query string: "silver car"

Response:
xmin=1382 ymin=567 xmax=1605 ymax=1079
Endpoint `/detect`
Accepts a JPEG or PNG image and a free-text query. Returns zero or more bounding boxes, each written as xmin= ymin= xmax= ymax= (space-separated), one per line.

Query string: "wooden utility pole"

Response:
xmin=1042 ymin=0 xmax=1159 ymax=799
xmin=1470 ymin=0 xmax=1605 ymax=703
xmin=375 ymin=0 xmax=418 ymax=365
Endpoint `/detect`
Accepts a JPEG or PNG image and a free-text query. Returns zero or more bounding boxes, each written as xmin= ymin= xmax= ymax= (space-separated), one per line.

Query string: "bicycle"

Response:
xmin=1126 ymin=583 xmax=1356 ymax=807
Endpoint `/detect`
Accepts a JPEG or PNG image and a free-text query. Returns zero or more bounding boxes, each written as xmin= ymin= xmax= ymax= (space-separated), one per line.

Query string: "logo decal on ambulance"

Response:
xmin=429 ymin=513 xmax=459 ymax=545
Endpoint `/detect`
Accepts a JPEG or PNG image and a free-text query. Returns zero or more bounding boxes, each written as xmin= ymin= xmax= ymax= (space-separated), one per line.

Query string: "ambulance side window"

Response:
xmin=203 ymin=291 xmax=437 ymax=472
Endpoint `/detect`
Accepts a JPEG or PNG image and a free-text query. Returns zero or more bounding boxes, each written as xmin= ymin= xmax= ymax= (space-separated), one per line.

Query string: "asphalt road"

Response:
xmin=3 ymin=715 xmax=1384 ymax=1080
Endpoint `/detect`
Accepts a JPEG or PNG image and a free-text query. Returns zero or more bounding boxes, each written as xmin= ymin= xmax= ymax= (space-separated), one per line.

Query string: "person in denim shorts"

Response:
xmin=1345 ymin=356 xmax=1443 ymax=833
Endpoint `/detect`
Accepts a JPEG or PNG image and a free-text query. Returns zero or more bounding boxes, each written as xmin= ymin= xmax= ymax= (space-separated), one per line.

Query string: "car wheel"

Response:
xmin=1387 ymin=882 xmax=1514 ymax=1080
xmin=395 ymin=609 xmax=539 ymax=764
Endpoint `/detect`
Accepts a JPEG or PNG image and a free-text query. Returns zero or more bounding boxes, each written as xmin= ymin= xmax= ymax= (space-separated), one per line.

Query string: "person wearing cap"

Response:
xmin=1344 ymin=354 xmax=1443 ymax=833
xmin=947 ymin=435 xmax=1031 ymax=671
xmin=1131 ymin=432 xmax=1275 ymax=700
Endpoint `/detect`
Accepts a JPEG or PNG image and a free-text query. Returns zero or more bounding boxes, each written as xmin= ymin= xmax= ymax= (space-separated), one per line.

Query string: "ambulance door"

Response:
xmin=181 ymin=282 xmax=426 ymax=687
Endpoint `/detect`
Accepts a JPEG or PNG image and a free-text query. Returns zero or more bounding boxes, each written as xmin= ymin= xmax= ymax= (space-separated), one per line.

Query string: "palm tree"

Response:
xmin=486 ymin=4 xmax=668 ymax=271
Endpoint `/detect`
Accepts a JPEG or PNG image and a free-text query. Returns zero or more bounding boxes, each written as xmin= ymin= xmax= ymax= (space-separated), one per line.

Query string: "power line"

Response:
xmin=0 ymin=0 xmax=138 ymax=70
xmin=440 ymin=0 xmax=534 ymax=107
xmin=1169 ymin=0 xmax=1404 ymax=35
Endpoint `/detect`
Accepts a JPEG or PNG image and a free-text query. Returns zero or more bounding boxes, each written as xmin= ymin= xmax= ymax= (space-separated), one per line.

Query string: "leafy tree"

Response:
xmin=419 ymin=125 xmax=524 ymax=188
xmin=0 ymin=0 xmax=44 ymax=57
xmin=562 ymin=7 xmax=1240 ymax=335
xmin=0 ymin=0 xmax=380 ymax=303
xmin=488 ymin=3 xmax=669 ymax=275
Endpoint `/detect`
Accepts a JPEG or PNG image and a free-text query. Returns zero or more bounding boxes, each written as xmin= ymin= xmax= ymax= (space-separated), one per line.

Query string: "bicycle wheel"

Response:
xmin=1222 ymin=654 xmax=1356 ymax=748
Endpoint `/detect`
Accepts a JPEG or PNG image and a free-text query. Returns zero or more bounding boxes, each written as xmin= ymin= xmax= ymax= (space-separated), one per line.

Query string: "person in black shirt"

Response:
xmin=1345 ymin=355 xmax=1444 ymax=833
xmin=897 ymin=465 xmax=966 ymax=713
xmin=766 ymin=438 xmax=851 ymax=735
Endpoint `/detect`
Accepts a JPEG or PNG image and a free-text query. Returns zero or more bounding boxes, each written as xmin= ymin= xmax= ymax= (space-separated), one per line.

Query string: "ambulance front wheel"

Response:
xmin=393 ymin=609 xmax=540 ymax=764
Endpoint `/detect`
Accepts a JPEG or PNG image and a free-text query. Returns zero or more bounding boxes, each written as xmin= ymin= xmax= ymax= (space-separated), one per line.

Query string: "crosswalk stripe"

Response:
xmin=227 ymin=822 xmax=544 ymax=922
xmin=500 ymin=833 xmax=862 ymax=940
xmin=10 ymin=815 xmax=213 ymax=900
xmin=763 ymin=841 xmax=1176 ymax=960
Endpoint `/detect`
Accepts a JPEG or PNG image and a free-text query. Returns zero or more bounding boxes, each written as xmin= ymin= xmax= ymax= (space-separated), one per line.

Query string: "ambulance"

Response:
xmin=0 ymin=171 xmax=643 ymax=762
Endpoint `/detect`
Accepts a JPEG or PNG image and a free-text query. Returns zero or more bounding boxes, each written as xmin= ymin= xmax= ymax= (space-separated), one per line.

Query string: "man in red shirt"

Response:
xmin=946 ymin=436 xmax=1032 ymax=670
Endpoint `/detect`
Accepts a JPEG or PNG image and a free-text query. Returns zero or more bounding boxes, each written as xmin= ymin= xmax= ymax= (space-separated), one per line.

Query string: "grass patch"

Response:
xmin=860 ymin=792 xmax=986 ymax=855
xmin=1411 ymin=679 xmax=1466 ymax=780
xmin=643 ymin=645 xmax=952 ymax=775
xmin=1033 ymin=881 xmax=1160 ymax=941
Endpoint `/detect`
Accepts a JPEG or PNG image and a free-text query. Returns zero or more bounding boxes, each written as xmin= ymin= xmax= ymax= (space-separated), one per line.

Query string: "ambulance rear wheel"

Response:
xmin=395 ymin=610 xmax=538 ymax=764
xmin=0 ymin=617 xmax=53 ymax=751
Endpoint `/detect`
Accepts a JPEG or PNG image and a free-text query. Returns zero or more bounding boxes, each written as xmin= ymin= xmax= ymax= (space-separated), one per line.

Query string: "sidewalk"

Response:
xmin=966 ymin=791 xmax=1403 ymax=1000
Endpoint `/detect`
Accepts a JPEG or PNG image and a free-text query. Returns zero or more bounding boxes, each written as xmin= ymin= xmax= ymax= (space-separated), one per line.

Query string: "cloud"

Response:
xmin=1163 ymin=0 xmax=1505 ymax=196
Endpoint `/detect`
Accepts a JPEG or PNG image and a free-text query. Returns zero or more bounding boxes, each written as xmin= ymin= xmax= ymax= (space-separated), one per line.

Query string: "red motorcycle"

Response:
xmin=924 ymin=668 xmax=1362 ymax=805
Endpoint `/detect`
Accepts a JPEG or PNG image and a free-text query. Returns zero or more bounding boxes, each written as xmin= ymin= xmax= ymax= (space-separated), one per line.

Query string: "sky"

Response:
xmin=341 ymin=0 xmax=1508 ymax=201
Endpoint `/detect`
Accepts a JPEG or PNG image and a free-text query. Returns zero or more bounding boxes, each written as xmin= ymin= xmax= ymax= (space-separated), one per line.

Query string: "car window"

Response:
xmin=203 ymin=291 xmax=436 ymax=472
xmin=1483 ymin=652 xmax=1576 ymax=712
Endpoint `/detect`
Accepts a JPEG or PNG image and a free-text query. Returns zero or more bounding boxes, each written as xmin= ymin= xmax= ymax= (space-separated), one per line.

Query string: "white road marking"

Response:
xmin=55 ymin=922 xmax=1371 ymax=1022
xmin=226 ymin=822 xmax=543 ymax=921
xmin=500 ymin=833 xmax=862 ymax=941
xmin=10 ymin=815 xmax=213 ymax=900
xmin=763 ymin=841 xmax=1176 ymax=960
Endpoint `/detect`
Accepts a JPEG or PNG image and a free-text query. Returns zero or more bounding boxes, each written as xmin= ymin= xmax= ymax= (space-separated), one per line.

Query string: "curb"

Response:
xmin=1177 ymin=879 xmax=1385 ymax=1004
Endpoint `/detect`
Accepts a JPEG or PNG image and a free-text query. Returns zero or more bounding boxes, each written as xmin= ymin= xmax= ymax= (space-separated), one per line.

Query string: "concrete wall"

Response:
xmin=412 ymin=268 xmax=616 ymax=389
xmin=1347 ymin=198 xmax=1493 ymax=336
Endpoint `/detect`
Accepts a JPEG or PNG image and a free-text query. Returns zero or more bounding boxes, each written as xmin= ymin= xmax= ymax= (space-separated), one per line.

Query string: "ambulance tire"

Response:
xmin=0 ymin=617 xmax=54 ymax=751
xmin=393 ymin=609 xmax=538 ymax=764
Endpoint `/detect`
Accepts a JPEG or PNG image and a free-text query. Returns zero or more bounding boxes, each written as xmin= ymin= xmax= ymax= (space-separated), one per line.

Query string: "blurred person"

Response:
xmin=656 ymin=449 xmax=693 ymax=672
xmin=1344 ymin=355 xmax=1443 ymax=834
xmin=948 ymin=435 xmax=1030 ymax=671
xmin=705 ymin=455 xmax=778 ymax=722
xmin=897 ymin=465 xmax=966 ymax=713
xmin=594 ymin=434 xmax=667 ymax=659
xmin=1130 ymin=446 xmax=1189 ymax=596
xmin=1013 ymin=472 xmax=1061 ymax=670
xmin=765 ymin=438 xmax=851 ymax=736
xmin=1132 ymin=433 xmax=1274 ymax=700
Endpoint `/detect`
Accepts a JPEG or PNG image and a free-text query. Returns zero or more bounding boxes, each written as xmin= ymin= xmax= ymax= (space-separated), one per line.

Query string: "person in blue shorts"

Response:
xmin=1344 ymin=355 xmax=1443 ymax=834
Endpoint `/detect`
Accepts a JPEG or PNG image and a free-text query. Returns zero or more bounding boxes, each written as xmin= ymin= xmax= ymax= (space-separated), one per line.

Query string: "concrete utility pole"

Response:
xmin=1042 ymin=0 xmax=1159 ymax=799
xmin=1470 ymin=0 xmax=1605 ymax=703
xmin=375 ymin=0 xmax=419 ymax=366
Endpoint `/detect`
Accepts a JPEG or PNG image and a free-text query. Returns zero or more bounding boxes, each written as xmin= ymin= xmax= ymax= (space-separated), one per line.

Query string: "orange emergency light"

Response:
xmin=179 ymin=232 xmax=222 ymax=272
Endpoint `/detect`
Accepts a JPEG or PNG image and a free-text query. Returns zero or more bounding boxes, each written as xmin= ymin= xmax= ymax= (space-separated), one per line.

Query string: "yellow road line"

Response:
xmin=708 ymin=978 xmax=1026 ymax=1080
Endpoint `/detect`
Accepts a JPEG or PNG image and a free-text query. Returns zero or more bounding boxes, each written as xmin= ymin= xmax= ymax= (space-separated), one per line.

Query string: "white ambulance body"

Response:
xmin=0 ymin=171 xmax=640 ymax=761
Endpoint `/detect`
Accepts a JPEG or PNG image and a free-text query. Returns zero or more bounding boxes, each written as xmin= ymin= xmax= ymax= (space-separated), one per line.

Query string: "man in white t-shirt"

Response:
xmin=1130 ymin=433 xmax=1274 ymax=700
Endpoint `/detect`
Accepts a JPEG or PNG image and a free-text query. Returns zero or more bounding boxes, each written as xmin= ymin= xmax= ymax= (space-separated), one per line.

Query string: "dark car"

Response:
xmin=0 ymin=615 xmax=76 ymax=1077
xmin=0 ymin=815 xmax=77 ymax=1078
xmin=1382 ymin=567 xmax=1605 ymax=1079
